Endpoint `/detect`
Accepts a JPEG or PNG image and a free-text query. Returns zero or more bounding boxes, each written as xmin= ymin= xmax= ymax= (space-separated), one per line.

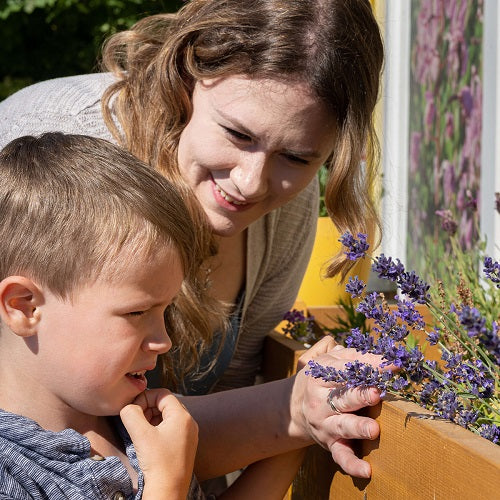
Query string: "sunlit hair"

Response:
xmin=101 ymin=0 xmax=384 ymax=280
xmin=0 ymin=133 xmax=225 ymax=384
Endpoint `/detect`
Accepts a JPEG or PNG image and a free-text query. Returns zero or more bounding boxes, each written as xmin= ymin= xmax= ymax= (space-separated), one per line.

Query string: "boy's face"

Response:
xmin=30 ymin=246 xmax=183 ymax=419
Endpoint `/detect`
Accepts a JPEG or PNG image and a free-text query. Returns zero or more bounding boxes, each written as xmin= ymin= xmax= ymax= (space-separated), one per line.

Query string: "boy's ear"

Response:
xmin=0 ymin=276 xmax=43 ymax=337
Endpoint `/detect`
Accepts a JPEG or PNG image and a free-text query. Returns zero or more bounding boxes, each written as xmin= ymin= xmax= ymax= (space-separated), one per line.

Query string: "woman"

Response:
xmin=0 ymin=0 xmax=384 ymax=482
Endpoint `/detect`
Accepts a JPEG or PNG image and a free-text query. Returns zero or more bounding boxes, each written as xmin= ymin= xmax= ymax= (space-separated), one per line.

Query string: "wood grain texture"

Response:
xmin=329 ymin=396 xmax=500 ymax=500
xmin=262 ymin=305 xmax=500 ymax=500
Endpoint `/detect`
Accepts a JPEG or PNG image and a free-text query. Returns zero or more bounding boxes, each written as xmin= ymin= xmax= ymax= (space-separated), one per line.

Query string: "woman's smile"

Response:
xmin=213 ymin=180 xmax=247 ymax=206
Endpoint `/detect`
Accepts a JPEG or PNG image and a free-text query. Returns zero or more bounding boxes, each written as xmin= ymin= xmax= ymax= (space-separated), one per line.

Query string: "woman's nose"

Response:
xmin=231 ymin=152 xmax=270 ymax=199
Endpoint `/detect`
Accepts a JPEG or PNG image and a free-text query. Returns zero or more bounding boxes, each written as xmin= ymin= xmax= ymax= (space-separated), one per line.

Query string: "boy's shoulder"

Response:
xmin=0 ymin=410 xmax=138 ymax=499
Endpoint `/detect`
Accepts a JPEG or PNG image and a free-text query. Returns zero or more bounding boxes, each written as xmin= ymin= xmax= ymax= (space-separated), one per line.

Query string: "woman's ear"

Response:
xmin=0 ymin=276 xmax=43 ymax=337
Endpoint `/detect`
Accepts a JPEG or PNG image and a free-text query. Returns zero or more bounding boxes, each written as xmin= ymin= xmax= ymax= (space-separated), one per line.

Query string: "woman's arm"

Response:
xmin=218 ymin=449 xmax=307 ymax=500
xmin=183 ymin=342 xmax=385 ymax=481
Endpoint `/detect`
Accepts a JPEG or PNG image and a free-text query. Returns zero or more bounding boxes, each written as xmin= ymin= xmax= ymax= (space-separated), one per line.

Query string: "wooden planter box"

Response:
xmin=262 ymin=306 xmax=500 ymax=500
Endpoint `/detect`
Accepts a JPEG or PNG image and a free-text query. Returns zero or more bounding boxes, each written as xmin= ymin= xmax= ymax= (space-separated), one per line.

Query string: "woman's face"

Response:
xmin=177 ymin=75 xmax=336 ymax=237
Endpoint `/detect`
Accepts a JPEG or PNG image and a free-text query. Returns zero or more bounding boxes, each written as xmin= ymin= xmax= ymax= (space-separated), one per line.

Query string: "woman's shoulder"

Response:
xmin=1 ymin=73 xmax=115 ymax=110
xmin=0 ymin=73 xmax=116 ymax=148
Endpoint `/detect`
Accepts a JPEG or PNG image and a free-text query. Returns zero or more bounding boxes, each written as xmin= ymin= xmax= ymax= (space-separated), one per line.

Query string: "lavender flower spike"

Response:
xmin=345 ymin=275 xmax=366 ymax=298
xmin=483 ymin=256 xmax=500 ymax=288
xmin=372 ymin=254 xmax=405 ymax=282
xmin=339 ymin=232 xmax=369 ymax=261
xmin=397 ymin=270 xmax=430 ymax=304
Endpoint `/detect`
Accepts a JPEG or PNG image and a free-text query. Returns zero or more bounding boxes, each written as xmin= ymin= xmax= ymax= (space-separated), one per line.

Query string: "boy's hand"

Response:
xmin=120 ymin=389 xmax=198 ymax=499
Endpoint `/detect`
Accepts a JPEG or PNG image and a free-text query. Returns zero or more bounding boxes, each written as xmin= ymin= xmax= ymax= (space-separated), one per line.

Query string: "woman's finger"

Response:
xmin=330 ymin=438 xmax=372 ymax=478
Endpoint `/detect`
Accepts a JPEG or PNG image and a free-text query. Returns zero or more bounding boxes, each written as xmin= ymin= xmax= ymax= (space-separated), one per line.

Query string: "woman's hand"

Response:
xmin=120 ymin=389 xmax=198 ymax=500
xmin=182 ymin=337 xmax=391 ymax=481
xmin=290 ymin=336 xmax=388 ymax=478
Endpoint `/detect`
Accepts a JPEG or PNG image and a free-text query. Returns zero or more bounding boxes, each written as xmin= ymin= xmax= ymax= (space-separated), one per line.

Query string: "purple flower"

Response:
xmin=426 ymin=328 xmax=440 ymax=345
xmin=483 ymin=257 xmax=500 ymax=288
xmin=345 ymin=327 xmax=374 ymax=354
xmin=397 ymin=271 xmax=430 ymax=304
xmin=460 ymin=86 xmax=474 ymax=118
xmin=452 ymin=305 xmax=487 ymax=338
xmin=487 ymin=322 xmax=500 ymax=364
xmin=283 ymin=309 xmax=308 ymax=324
xmin=282 ymin=309 xmax=315 ymax=344
xmin=474 ymin=322 xmax=500 ymax=366
xmin=442 ymin=350 xmax=462 ymax=369
xmin=479 ymin=424 xmax=500 ymax=444
xmin=339 ymin=232 xmax=369 ymax=261
xmin=456 ymin=409 xmax=479 ymax=428
xmin=458 ymin=211 xmax=475 ymax=251
xmin=372 ymin=311 xmax=398 ymax=336
xmin=304 ymin=226 xmax=500 ymax=445
xmin=386 ymin=324 xmax=409 ymax=342
xmin=373 ymin=335 xmax=400 ymax=360
xmin=345 ymin=275 xmax=366 ymax=298
xmin=447 ymin=362 xmax=494 ymax=399
xmin=464 ymin=191 xmax=478 ymax=211
xmin=392 ymin=376 xmax=409 ymax=391
xmin=395 ymin=298 xmax=425 ymax=329
xmin=306 ymin=360 xmax=392 ymax=397
xmin=356 ymin=292 xmax=384 ymax=321
xmin=496 ymin=192 xmax=500 ymax=214
xmin=435 ymin=209 xmax=458 ymax=236
xmin=371 ymin=254 xmax=405 ymax=282
xmin=435 ymin=390 xmax=460 ymax=420
xmin=419 ymin=379 xmax=441 ymax=405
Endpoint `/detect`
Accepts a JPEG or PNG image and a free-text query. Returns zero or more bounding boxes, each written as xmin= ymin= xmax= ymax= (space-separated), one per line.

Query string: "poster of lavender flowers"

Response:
xmin=407 ymin=0 xmax=483 ymax=277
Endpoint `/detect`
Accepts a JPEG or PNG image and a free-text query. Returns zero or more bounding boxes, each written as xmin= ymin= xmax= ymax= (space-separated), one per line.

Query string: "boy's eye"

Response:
xmin=128 ymin=310 xmax=146 ymax=317
xmin=223 ymin=126 xmax=252 ymax=142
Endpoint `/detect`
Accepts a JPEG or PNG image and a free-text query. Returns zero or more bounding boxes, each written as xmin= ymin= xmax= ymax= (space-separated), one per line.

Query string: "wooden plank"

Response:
xmin=261 ymin=331 xmax=307 ymax=381
xmin=329 ymin=397 xmax=500 ymax=499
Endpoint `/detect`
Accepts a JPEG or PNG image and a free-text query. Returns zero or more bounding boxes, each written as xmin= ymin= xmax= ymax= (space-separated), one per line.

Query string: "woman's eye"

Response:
xmin=223 ymin=127 xmax=252 ymax=142
xmin=284 ymin=153 xmax=310 ymax=165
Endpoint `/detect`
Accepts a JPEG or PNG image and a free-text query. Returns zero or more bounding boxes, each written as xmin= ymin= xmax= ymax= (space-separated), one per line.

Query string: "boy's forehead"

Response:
xmin=98 ymin=244 xmax=184 ymax=284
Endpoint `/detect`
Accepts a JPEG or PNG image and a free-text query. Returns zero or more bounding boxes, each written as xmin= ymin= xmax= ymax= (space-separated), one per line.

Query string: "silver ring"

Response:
xmin=327 ymin=389 xmax=342 ymax=415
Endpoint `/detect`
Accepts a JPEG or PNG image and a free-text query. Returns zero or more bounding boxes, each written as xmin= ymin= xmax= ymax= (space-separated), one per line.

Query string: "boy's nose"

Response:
xmin=144 ymin=323 xmax=172 ymax=355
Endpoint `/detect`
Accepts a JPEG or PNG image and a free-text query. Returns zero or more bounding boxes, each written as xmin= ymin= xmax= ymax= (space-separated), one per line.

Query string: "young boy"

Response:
xmin=0 ymin=132 xmax=207 ymax=499
xmin=0 ymin=133 xmax=305 ymax=500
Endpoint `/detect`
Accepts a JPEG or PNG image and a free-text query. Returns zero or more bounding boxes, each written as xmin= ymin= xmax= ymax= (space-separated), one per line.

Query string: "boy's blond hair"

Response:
xmin=0 ymin=133 xmax=225 ymax=385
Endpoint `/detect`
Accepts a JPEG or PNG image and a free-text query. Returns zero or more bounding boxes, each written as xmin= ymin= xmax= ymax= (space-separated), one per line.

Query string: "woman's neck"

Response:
xmin=208 ymin=230 xmax=247 ymax=305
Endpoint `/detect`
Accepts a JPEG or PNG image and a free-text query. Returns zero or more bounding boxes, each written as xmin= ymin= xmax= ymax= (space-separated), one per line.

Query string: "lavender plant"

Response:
xmin=282 ymin=309 xmax=317 ymax=348
xmin=282 ymin=298 xmax=368 ymax=347
xmin=305 ymin=231 xmax=500 ymax=445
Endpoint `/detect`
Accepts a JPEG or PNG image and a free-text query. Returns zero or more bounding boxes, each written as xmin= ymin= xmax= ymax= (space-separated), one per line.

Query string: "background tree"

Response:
xmin=0 ymin=0 xmax=182 ymax=100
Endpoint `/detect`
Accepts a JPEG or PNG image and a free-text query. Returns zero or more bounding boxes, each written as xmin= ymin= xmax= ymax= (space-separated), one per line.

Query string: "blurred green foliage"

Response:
xmin=0 ymin=0 xmax=182 ymax=100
